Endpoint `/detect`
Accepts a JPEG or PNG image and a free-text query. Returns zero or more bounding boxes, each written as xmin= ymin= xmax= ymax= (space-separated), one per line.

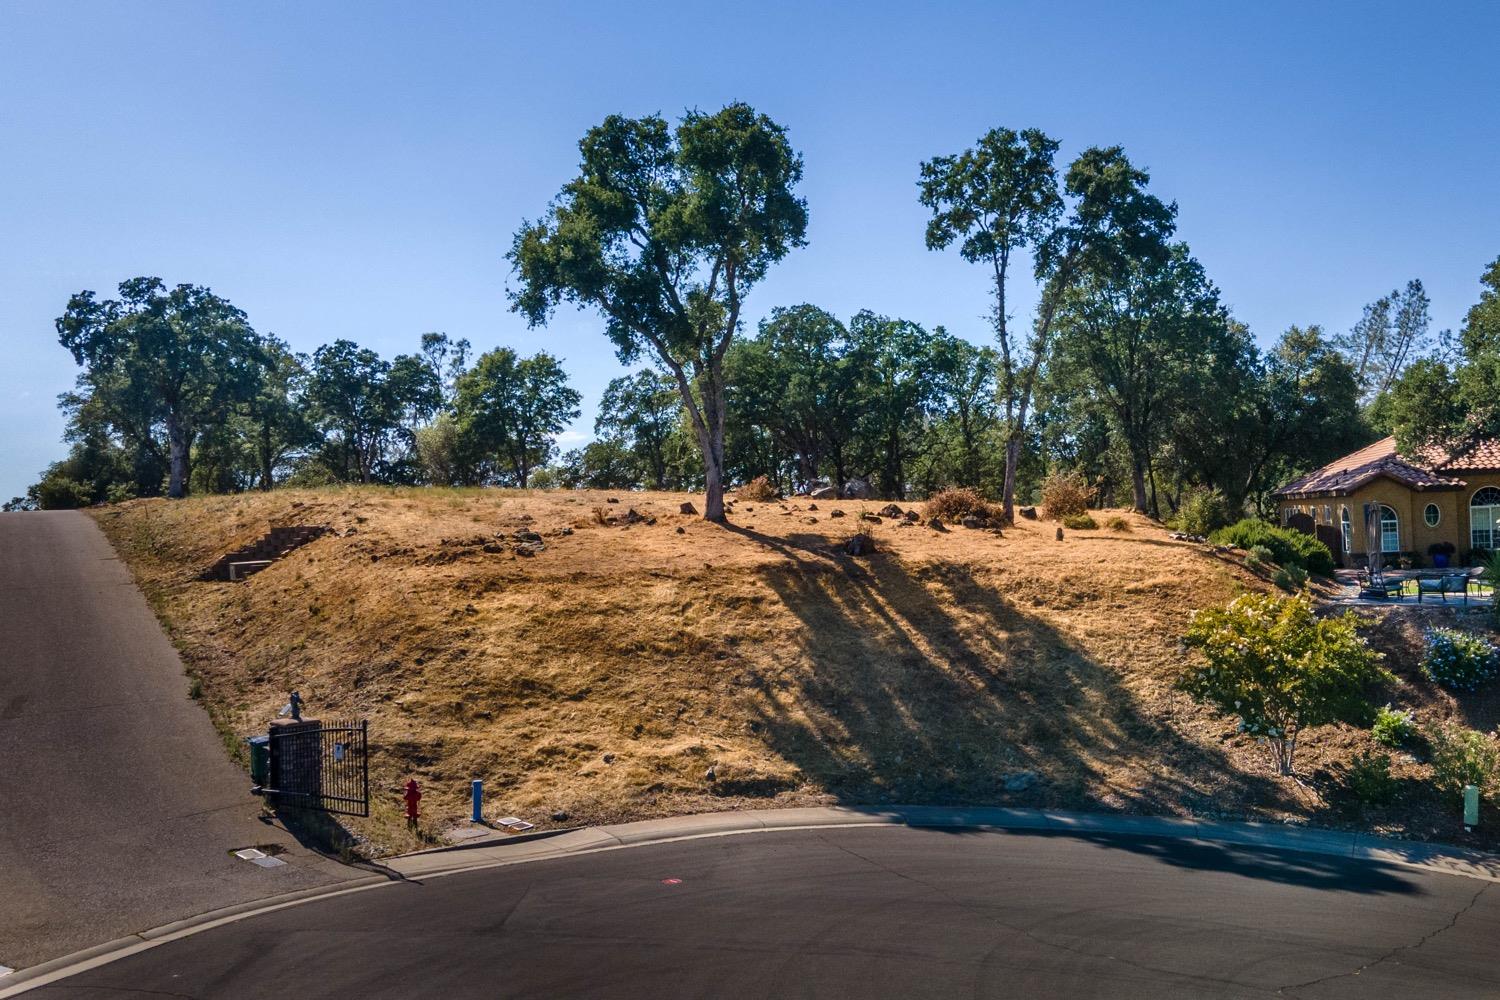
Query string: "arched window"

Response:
xmin=1340 ymin=506 xmax=1352 ymax=553
xmin=1379 ymin=505 xmax=1399 ymax=553
xmin=1470 ymin=487 xmax=1500 ymax=550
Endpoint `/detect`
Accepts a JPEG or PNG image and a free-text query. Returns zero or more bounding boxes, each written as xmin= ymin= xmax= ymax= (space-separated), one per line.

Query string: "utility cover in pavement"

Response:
xmin=234 ymin=848 xmax=287 ymax=867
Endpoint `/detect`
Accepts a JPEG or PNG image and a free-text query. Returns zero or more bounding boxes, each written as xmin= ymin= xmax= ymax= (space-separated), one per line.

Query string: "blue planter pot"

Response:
xmin=1433 ymin=553 xmax=1450 ymax=568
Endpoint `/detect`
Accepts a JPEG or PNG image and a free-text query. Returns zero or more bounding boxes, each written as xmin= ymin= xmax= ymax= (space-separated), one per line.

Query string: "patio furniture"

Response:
xmin=1417 ymin=574 xmax=1470 ymax=604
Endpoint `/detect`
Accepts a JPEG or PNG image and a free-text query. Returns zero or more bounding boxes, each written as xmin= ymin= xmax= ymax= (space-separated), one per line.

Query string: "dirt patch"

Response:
xmin=91 ymin=488 xmax=1500 ymax=853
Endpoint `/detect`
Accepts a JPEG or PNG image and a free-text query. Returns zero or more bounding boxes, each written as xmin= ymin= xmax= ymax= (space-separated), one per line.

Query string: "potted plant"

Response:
xmin=1429 ymin=541 xmax=1456 ymax=569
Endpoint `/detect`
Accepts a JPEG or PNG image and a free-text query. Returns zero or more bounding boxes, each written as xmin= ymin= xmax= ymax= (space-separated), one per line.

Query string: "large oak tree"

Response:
xmin=509 ymin=103 xmax=807 ymax=521
xmin=56 ymin=277 xmax=263 ymax=498
xmin=920 ymin=130 xmax=1175 ymax=519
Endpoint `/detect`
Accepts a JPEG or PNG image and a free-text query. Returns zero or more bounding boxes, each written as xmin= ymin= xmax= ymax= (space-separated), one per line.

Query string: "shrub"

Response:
xmin=1106 ymin=515 xmax=1130 ymax=532
xmin=1273 ymin=564 xmax=1309 ymax=591
xmin=1372 ymin=704 xmax=1418 ymax=748
xmin=1425 ymin=723 xmax=1500 ymax=795
xmin=1062 ymin=513 xmax=1098 ymax=530
xmin=1420 ymin=628 xmax=1500 ymax=692
xmin=104 ymin=483 xmax=137 ymax=505
xmin=1210 ymin=518 xmax=1335 ymax=577
xmin=1181 ymin=592 xmax=1390 ymax=775
xmin=1040 ymin=471 xmax=1093 ymax=519
xmin=1345 ymin=751 xmax=1399 ymax=806
xmin=738 ymin=475 xmax=779 ymax=502
xmin=1246 ymin=543 xmax=1275 ymax=565
xmin=1429 ymin=541 xmax=1457 ymax=558
xmin=925 ymin=487 xmax=996 ymax=522
xmin=1173 ymin=487 xmax=1232 ymax=536
xmin=34 ymin=474 xmax=93 ymax=510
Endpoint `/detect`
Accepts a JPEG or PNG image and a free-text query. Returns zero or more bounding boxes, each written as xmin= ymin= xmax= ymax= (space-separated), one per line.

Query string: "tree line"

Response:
xmin=14 ymin=104 xmax=1498 ymax=524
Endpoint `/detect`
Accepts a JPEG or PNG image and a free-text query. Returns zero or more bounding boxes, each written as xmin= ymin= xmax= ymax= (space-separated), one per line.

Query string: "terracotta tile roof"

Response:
xmin=1273 ymin=436 xmax=1467 ymax=498
xmin=1437 ymin=436 xmax=1500 ymax=472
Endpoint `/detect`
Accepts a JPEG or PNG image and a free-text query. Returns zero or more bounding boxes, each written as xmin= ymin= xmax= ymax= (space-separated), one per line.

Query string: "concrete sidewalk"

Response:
xmin=391 ymin=804 xmax=1500 ymax=885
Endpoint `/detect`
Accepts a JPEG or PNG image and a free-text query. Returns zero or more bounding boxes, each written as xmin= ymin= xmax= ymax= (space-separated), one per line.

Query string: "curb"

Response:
xmin=5 ymin=805 xmax=1497 ymax=995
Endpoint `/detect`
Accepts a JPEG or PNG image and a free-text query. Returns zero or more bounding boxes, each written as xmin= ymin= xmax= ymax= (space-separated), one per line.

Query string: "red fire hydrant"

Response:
xmin=403 ymin=779 xmax=422 ymax=826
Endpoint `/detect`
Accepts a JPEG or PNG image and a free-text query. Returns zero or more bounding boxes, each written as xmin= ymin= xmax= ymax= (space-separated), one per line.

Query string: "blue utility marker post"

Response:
xmin=1464 ymin=784 xmax=1479 ymax=828
xmin=471 ymin=779 xmax=484 ymax=823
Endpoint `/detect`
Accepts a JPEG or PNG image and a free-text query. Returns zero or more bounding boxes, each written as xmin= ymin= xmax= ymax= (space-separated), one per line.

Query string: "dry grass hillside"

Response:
xmin=90 ymin=486 xmax=1495 ymax=855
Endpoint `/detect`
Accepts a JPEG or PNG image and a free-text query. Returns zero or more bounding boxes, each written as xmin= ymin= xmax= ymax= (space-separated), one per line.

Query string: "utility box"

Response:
xmin=247 ymin=734 xmax=270 ymax=787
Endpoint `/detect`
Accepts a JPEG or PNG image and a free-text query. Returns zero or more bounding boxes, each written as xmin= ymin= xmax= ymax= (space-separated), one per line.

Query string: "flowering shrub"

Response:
xmin=1371 ymin=704 xmax=1417 ymax=748
xmin=1181 ymin=592 xmax=1389 ymax=775
xmin=1425 ymin=723 xmax=1500 ymax=795
xmin=1420 ymin=628 xmax=1500 ymax=692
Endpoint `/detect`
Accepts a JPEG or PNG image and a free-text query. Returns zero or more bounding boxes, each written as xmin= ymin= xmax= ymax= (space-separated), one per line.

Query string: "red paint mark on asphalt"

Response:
xmin=661 ymin=878 xmax=682 ymax=885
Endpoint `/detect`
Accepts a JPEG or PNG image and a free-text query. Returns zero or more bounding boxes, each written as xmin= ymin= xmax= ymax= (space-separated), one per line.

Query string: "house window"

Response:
xmin=1340 ymin=506 xmax=1351 ymax=553
xmin=1425 ymin=503 xmax=1440 ymax=528
xmin=1470 ymin=487 xmax=1500 ymax=551
xmin=1380 ymin=505 xmax=1399 ymax=553
xmin=1323 ymin=504 xmax=1332 ymax=524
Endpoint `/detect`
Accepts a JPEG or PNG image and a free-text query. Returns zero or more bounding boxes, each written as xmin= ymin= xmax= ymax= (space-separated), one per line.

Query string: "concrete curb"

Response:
xmin=5 ymin=805 xmax=1497 ymax=995
xmin=392 ymin=805 xmax=1500 ymax=884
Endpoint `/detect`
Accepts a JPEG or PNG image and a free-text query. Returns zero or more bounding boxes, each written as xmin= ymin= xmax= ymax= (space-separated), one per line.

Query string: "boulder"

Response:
xmin=807 ymin=503 xmax=818 ymax=511
xmin=1056 ymin=526 xmax=1065 ymax=541
xmin=960 ymin=515 xmax=989 ymax=529
xmin=843 ymin=532 xmax=875 ymax=556
xmin=1020 ymin=506 xmax=1038 ymax=520
xmin=842 ymin=478 xmax=873 ymax=500
xmin=1002 ymin=770 xmax=1040 ymax=793
xmin=928 ymin=517 xmax=947 ymax=531
xmin=679 ymin=501 xmax=697 ymax=515
xmin=830 ymin=509 xmax=846 ymax=518
xmin=878 ymin=503 xmax=904 ymax=519
xmin=860 ymin=512 xmax=883 ymax=523
xmin=904 ymin=509 xmax=920 ymax=522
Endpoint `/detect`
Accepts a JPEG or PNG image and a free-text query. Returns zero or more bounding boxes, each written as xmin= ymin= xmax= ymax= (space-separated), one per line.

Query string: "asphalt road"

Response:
xmin=0 ymin=511 xmax=354 ymax=971
xmin=29 ymin=826 xmax=1500 ymax=999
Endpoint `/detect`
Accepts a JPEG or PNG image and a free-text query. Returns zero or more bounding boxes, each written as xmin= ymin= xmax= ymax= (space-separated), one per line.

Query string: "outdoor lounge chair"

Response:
xmin=1417 ymin=574 xmax=1470 ymax=604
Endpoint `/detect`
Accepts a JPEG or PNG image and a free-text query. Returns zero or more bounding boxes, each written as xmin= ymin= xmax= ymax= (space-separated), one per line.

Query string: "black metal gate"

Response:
xmin=265 ymin=719 xmax=369 ymax=816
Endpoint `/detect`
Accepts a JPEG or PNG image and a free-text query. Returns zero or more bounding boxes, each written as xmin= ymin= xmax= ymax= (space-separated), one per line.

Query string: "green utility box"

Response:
xmin=247 ymin=734 xmax=270 ymax=787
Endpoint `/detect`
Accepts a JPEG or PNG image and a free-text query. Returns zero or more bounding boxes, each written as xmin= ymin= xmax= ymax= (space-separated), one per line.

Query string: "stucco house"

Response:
xmin=1273 ymin=435 xmax=1500 ymax=567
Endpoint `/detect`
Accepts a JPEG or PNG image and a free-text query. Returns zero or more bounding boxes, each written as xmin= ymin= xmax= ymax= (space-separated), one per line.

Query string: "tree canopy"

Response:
xmin=510 ymin=103 xmax=808 ymax=521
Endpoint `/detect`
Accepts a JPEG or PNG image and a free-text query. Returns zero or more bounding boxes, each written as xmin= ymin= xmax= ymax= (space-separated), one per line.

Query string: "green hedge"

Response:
xmin=1210 ymin=518 xmax=1336 ymax=577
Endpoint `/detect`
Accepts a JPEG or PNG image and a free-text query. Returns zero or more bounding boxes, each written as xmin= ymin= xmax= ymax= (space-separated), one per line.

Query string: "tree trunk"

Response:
xmin=700 ymin=373 xmax=728 ymax=522
xmin=1130 ymin=456 xmax=1149 ymax=514
xmin=1001 ymin=432 xmax=1022 ymax=523
xmin=259 ymin=422 xmax=274 ymax=491
xmin=166 ymin=412 xmax=191 ymax=499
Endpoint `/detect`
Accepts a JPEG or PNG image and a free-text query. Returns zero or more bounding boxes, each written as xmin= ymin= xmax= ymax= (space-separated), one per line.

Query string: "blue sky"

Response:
xmin=2 ymin=1 xmax=1498 ymax=501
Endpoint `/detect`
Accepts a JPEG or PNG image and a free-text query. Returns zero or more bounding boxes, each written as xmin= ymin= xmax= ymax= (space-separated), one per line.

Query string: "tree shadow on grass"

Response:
xmin=721 ymin=522 xmax=1294 ymax=820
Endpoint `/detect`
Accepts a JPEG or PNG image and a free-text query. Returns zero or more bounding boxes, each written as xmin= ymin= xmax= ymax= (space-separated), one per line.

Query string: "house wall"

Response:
xmin=1277 ymin=472 xmax=1500 ymax=564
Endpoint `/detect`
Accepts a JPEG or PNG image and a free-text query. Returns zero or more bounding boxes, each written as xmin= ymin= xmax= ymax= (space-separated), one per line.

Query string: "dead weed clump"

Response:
xmin=925 ymin=487 xmax=997 ymax=522
xmin=737 ymin=475 xmax=780 ymax=502
xmin=1041 ymin=471 xmax=1094 ymax=520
